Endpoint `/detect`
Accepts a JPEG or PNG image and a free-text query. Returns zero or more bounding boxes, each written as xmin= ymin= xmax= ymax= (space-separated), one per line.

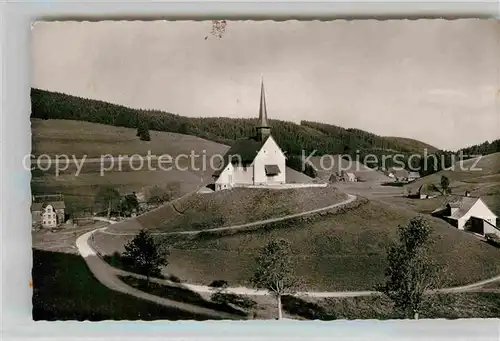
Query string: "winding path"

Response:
xmin=99 ymin=193 xmax=357 ymax=236
xmin=77 ymin=188 xmax=500 ymax=316
xmin=77 ymin=227 xmax=241 ymax=319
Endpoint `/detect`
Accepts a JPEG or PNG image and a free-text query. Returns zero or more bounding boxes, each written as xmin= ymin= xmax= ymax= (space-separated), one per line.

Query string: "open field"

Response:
xmin=406 ymin=153 xmax=500 ymax=192
xmin=152 ymin=186 xmax=347 ymax=233
xmin=32 ymin=249 xmax=217 ymax=320
xmin=30 ymin=119 xmax=227 ymax=213
xmin=119 ymin=276 xmax=248 ymax=317
xmin=31 ymin=118 xmax=227 ymax=159
xmin=32 ymin=222 xmax=108 ymax=254
xmin=102 ymin=179 xmax=333 ymax=234
xmin=285 ymin=292 xmax=500 ymax=319
xmin=94 ymin=198 xmax=500 ymax=291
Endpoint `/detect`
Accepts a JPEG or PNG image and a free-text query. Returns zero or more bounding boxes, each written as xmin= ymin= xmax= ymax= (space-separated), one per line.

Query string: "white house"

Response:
xmin=31 ymin=200 xmax=66 ymax=228
xmin=212 ymin=80 xmax=286 ymax=191
xmin=431 ymin=194 xmax=497 ymax=231
xmin=344 ymin=172 xmax=357 ymax=182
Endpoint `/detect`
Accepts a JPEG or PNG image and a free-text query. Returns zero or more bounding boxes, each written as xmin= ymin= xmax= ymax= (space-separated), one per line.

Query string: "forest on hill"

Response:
xmin=31 ymin=88 xmax=473 ymax=174
xmin=458 ymin=139 xmax=500 ymax=157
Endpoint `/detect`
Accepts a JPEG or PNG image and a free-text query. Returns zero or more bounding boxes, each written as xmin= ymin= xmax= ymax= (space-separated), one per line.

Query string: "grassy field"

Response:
xmin=30 ymin=119 xmax=226 ymax=214
xmin=151 ymin=199 xmax=500 ymax=291
xmin=406 ymin=153 xmax=500 ymax=193
xmin=283 ymin=292 xmax=500 ymax=319
xmin=32 ymin=249 xmax=217 ymax=320
xmin=31 ymin=118 xmax=227 ymax=158
xmin=149 ymin=186 xmax=347 ymax=233
xmin=119 ymin=276 xmax=248 ymax=317
xmin=32 ymin=222 xmax=107 ymax=254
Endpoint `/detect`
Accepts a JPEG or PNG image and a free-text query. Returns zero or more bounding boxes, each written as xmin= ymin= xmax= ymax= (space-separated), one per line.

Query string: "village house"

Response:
xmin=212 ymin=80 xmax=286 ymax=191
xmin=31 ymin=195 xmax=66 ymax=229
xmin=431 ymin=193 xmax=498 ymax=235
xmin=341 ymin=172 xmax=357 ymax=182
xmin=410 ymin=184 xmax=440 ymax=199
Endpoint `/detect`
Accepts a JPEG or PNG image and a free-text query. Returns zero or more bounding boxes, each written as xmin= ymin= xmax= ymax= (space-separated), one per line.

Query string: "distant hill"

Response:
xmin=31 ymin=88 xmax=438 ymax=167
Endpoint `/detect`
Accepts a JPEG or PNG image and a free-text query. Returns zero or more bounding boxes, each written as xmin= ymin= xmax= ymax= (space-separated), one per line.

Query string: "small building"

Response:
xmin=337 ymin=171 xmax=357 ymax=182
xmin=31 ymin=200 xmax=66 ymax=229
xmin=344 ymin=172 xmax=357 ymax=182
xmin=411 ymin=184 xmax=440 ymax=199
xmin=408 ymin=172 xmax=421 ymax=182
xmin=431 ymin=195 xmax=497 ymax=232
xmin=212 ymin=80 xmax=286 ymax=191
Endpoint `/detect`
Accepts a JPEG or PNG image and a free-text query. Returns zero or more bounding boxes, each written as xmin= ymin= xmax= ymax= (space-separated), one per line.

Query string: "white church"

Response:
xmin=212 ymin=81 xmax=287 ymax=191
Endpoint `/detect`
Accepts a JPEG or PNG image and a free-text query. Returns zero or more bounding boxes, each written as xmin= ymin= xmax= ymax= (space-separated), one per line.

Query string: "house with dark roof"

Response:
xmin=31 ymin=196 xmax=66 ymax=228
xmin=212 ymin=80 xmax=286 ymax=191
xmin=431 ymin=194 xmax=497 ymax=232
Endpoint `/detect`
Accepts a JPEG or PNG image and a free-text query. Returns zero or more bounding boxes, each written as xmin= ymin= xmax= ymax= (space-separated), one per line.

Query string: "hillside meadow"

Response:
xmin=30 ymin=119 xmax=226 ymax=214
xmin=93 ymin=198 xmax=500 ymax=292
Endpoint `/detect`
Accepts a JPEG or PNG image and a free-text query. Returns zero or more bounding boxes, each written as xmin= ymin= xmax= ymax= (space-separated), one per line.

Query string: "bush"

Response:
xmin=167 ymin=275 xmax=183 ymax=283
xmin=209 ymin=280 xmax=229 ymax=289
xmin=211 ymin=292 xmax=257 ymax=310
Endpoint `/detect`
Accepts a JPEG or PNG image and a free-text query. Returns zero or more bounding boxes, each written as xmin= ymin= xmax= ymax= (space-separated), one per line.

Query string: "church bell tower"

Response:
xmin=256 ymin=79 xmax=271 ymax=141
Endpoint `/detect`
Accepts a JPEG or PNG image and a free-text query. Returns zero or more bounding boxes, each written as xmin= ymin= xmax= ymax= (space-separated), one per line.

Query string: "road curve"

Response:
xmin=76 ymin=228 xmax=242 ymax=319
xmin=79 ymin=189 xmax=500 ymax=303
xmin=99 ymin=193 xmax=358 ymax=236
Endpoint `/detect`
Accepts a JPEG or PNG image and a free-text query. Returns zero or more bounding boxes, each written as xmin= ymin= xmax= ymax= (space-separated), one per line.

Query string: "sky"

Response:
xmin=32 ymin=20 xmax=500 ymax=151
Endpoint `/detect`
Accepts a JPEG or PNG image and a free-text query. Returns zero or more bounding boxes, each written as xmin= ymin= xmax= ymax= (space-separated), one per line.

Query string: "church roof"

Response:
xmin=213 ymin=136 xmax=270 ymax=177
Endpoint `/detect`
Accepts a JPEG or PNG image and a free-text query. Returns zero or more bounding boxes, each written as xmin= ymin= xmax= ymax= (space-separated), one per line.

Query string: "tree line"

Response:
xmin=33 ymin=88 xmax=498 ymax=175
xmin=32 ymin=88 xmax=435 ymax=158
xmin=458 ymin=139 xmax=500 ymax=157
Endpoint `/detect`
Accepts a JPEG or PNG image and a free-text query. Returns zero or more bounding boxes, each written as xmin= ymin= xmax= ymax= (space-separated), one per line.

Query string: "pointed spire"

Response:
xmin=258 ymin=78 xmax=269 ymax=128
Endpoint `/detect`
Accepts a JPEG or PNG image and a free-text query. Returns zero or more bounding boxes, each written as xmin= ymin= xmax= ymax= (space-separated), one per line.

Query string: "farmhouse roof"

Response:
xmin=212 ymin=136 xmax=269 ymax=177
xmin=431 ymin=195 xmax=480 ymax=220
xmin=31 ymin=201 xmax=66 ymax=212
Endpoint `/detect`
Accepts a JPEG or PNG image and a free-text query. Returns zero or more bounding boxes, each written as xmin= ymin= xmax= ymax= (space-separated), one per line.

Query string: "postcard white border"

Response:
xmin=1 ymin=1 xmax=499 ymax=341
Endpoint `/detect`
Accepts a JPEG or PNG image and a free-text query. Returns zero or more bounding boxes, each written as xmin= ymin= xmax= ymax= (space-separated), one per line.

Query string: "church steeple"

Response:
xmin=256 ymin=78 xmax=271 ymax=141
